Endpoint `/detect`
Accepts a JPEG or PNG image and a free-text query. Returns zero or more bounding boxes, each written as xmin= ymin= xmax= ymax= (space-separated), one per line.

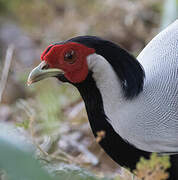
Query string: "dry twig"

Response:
xmin=0 ymin=44 xmax=14 ymax=103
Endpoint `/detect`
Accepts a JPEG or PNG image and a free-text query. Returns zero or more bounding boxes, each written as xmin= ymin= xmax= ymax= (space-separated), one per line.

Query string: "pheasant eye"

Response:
xmin=64 ymin=50 xmax=76 ymax=64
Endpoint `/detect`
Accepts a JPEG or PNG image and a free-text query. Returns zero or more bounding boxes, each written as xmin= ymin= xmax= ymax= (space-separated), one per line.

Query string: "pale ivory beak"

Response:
xmin=27 ymin=61 xmax=64 ymax=85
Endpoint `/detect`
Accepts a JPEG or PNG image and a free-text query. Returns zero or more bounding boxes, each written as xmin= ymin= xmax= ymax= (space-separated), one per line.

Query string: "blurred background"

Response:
xmin=0 ymin=0 xmax=177 ymax=179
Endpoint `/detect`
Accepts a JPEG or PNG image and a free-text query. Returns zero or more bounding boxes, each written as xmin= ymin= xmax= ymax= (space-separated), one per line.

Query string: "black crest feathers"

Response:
xmin=67 ymin=36 xmax=145 ymax=99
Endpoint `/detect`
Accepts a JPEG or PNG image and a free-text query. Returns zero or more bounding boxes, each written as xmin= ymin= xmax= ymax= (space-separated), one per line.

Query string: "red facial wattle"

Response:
xmin=41 ymin=42 xmax=95 ymax=83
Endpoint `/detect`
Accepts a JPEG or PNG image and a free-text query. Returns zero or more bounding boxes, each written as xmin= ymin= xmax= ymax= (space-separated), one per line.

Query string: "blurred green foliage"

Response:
xmin=0 ymin=0 xmax=101 ymax=30
xmin=134 ymin=153 xmax=170 ymax=180
xmin=0 ymin=0 xmax=54 ymax=28
xmin=136 ymin=153 xmax=170 ymax=171
xmin=16 ymin=119 xmax=30 ymax=129
xmin=34 ymin=80 xmax=80 ymax=134
xmin=0 ymin=137 xmax=54 ymax=180
xmin=0 ymin=127 xmax=111 ymax=180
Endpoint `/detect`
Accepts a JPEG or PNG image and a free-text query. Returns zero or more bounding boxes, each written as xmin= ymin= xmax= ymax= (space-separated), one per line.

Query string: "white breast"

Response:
xmin=87 ymin=20 xmax=178 ymax=153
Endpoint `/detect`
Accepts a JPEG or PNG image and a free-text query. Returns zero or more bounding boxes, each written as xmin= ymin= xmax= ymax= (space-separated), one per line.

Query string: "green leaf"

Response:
xmin=0 ymin=137 xmax=55 ymax=180
xmin=0 ymin=123 xmax=111 ymax=180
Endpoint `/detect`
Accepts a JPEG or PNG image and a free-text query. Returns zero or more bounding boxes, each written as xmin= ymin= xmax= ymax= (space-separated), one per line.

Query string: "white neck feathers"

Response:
xmin=87 ymin=53 xmax=125 ymax=121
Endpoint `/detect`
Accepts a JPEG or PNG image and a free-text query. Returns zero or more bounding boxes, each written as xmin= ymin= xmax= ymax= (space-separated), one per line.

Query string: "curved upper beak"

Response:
xmin=27 ymin=61 xmax=64 ymax=85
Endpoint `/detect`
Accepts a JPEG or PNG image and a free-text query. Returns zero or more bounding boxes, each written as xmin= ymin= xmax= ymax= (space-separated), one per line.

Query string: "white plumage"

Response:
xmin=87 ymin=20 xmax=178 ymax=153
